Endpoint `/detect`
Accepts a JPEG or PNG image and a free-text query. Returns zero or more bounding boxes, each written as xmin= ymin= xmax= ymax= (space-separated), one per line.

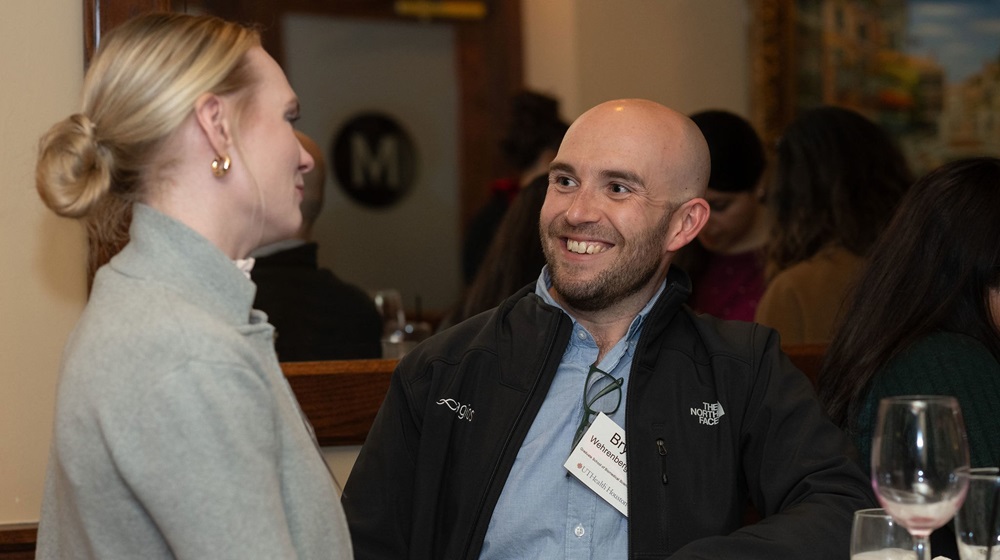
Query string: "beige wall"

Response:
xmin=0 ymin=0 xmax=751 ymax=525
xmin=522 ymin=0 xmax=750 ymax=120
xmin=0 ymin=0 xmax=87 ymax=523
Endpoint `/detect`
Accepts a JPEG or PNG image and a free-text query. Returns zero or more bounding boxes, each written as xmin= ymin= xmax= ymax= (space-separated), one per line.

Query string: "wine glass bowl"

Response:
xmin=954 ymin=468 xmax=1000 ymax=560
xmin=374 ymin=289 xmax=410 ymax=358
xmin=851 ymin=507 xmax=915 ymax=559
xmin=373 ymin=289 xmax=406 ymax=342
xmin=872 ymin=395 xmax=970 ymax=559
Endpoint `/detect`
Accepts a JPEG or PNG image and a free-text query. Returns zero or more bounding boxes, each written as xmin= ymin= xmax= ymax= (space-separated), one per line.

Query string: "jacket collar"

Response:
xmin=491 ymin=265 xmax=692 ymax=388
xmin=632 ymin=266 xmax=692 ymax=372
xmin=106 ymin=203 xmax=258 ymax=326
xmin=520 ymin=264 xmax=692 ymax=331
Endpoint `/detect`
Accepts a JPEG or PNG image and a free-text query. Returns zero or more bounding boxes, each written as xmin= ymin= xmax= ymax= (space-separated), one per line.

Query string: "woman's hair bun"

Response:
xmin=36 ymin=113 xmax=114 ymax=218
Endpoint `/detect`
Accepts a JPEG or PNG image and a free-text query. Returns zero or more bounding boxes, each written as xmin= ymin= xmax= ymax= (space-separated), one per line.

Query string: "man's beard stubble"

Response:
xmin=541 ymin=209 xmax=674 ymax=313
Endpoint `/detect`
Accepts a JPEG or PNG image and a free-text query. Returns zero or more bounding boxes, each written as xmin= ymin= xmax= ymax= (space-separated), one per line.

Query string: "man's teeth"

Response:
xmin=567 ymin=240 xmax=606 ymax=254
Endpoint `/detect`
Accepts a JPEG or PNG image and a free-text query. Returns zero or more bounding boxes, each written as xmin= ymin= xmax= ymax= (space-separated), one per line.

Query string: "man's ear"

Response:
xmin=193 ymin=92 xmax=233 ymax=158
xmin=665 ymin=197 xmax=710 ymax=252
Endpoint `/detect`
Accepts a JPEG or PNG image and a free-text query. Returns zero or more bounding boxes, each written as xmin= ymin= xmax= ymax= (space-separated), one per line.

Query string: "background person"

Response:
xmin=817 ymin=157 xmax=1000 ymax=560
xmin=342 ymin=98 xmax=874 ymax=560
xmin=461 ymin=90 xmax=568 ymax=285
xmin=33 ymin=13 xmax=351 ymax=559
xmin=441 ymin=173 xmax=548 ymax=329
xmin=818 ymin=157 xmax=1000 ymax=469
xmin=252 ymin=131 xmax=382 ymax=361
xmin=676 ymin=109 xmax=769 ymax=321
xmin=755 ymin=106 xmax=912 ymax=344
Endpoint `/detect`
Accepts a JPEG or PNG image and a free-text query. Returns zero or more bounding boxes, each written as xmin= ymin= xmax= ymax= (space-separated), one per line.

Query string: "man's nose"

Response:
xmin=564 ymin=187 xmax=601 ymax=225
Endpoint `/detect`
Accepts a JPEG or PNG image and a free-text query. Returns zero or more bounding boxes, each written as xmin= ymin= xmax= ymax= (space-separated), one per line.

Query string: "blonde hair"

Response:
xmin=35 ymin=13 xmax=260 ymax=273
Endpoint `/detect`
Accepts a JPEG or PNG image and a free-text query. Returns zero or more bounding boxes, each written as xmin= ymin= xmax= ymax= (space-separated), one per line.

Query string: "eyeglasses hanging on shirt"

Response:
xmin=571 ymin=363 xmax=624 ymax=451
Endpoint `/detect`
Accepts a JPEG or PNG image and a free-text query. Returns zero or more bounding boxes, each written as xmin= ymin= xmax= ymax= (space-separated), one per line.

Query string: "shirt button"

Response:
xmin=574 ymin=524 xmax=585 ymax=538
xmin=576 ymin=330 xmax=586 ymax=340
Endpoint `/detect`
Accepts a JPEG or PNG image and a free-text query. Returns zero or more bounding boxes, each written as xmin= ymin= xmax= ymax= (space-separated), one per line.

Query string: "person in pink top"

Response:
xmin=677 ymin=110 xmax=769 ymax=321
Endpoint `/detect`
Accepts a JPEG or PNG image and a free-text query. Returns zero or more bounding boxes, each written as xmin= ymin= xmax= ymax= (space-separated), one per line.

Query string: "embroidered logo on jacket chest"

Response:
xmin=436 ymin=398 xmax=475 ymax=422
xmin=690 ymin=401 xmax=725 ymax=425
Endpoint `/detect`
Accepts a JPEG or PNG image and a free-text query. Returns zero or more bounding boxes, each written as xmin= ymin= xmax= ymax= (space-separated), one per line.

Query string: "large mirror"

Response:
xmin=84 ymin=0 xmax=523 ymax=351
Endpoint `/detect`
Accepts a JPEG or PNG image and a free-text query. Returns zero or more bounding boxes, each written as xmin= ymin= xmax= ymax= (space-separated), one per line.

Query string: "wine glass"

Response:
xmin=872 ymin=395 xmax=970 ymax=560
xmin=851 ymin=508 xmax=915 ymax=559
xmin=373 ymin=289 xmax=407 ymax=358
xmin=954 ymin=467 xmax=1000 ymax=560
xmin=373 ymin=289 xmax=406 ymax=341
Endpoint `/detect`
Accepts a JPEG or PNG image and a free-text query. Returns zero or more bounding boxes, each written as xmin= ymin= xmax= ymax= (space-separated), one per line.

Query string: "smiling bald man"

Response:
xmin=343 ymin=99 xmax=874 ymax=560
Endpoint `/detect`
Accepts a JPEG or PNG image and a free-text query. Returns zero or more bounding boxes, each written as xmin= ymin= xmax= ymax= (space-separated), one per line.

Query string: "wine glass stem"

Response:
xmin=914 ymin=535 xmax=931 ymax=560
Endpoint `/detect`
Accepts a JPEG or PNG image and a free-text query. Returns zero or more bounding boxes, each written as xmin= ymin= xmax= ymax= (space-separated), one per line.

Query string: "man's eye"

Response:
xmin=552 ymin=176 xmax=576 ymax=188
xmin=610 ymin=183 xmax=631 ymax=194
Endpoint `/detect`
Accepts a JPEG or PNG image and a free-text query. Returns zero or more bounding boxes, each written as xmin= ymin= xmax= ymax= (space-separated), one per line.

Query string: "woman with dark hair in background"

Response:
xmin=818 ymin=157 xmax=1000 ymax=469
xmin=755 ymin=106 xmax=912 ymax=344
xmin=442 ymin=174 xmax=548 ymax=328
xmin=817 ymin=158 xmax=1000 ymax=560
xmin=461 ymin=90 xmax=567 ymax=285
xmin=677 ymin=109 xmax=770 ymax=321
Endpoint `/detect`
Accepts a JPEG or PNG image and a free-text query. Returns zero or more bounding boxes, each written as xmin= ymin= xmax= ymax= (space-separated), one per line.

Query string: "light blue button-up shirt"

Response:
xmin=479 ymin=266 xmax=666 ymax=560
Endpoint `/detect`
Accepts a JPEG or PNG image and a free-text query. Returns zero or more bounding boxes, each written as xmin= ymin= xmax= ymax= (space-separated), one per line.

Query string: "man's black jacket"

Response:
xmin=342 ymin=268 xmax=875 ymax=559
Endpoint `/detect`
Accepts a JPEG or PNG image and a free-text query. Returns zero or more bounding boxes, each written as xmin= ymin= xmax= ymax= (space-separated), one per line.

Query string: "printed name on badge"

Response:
xmin=564 ymin=412 xmax=629 ymax=516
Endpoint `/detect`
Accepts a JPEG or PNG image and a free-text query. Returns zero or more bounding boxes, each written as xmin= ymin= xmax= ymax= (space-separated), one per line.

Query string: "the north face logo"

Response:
xmin=690 ymin=402 xmax=725 ymax=425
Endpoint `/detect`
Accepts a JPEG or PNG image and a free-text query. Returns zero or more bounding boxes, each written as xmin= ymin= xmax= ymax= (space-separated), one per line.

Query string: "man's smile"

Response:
xmin=565 ymin=239 xmax=611 ymax=255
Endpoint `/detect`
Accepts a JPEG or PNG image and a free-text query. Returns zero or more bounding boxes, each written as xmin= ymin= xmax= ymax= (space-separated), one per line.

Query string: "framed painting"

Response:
xmin=752 ymin=0 xmax=1000 ymax=174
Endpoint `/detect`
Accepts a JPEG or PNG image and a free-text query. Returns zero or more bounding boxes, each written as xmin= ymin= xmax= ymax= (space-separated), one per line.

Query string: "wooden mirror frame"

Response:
xmin=281 ymin=359 xmax=395 ymax=446
xmin=82 ymin=0 xmax=523 ymax=284
xmin=749 ymin=0 xmax=796 ymax=152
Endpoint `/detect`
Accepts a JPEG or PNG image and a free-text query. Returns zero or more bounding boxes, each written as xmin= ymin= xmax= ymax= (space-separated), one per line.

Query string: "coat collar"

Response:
xmin=105 ymin=203 xmax=258 ymax=326
xmin=490 ymin=265 xmax=693 ymax=388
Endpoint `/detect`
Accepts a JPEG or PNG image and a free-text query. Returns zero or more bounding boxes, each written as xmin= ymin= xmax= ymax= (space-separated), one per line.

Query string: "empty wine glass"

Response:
xmin=872 ymin=395 xmax=970 ymax=560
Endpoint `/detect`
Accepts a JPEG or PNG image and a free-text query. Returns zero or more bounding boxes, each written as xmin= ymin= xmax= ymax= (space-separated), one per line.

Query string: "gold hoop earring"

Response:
xmin=211 ymin=155 xmax=231 ymax=177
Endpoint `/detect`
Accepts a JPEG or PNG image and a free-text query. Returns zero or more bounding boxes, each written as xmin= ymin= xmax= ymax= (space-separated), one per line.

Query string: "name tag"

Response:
xmin=564 ymin=412 xmax=628 ymax=516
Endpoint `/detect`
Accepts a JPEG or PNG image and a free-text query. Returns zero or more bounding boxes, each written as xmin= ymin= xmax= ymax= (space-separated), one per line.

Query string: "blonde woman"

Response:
xmin=34 ymin=13 xmax=352 ymax=559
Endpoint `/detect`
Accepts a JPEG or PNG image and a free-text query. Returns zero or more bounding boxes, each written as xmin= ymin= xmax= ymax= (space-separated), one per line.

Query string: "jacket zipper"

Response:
xmin=461 ymin=309 xmax=566 ymax=559
xmin=656 ymin=438 xmax=669 ymax=485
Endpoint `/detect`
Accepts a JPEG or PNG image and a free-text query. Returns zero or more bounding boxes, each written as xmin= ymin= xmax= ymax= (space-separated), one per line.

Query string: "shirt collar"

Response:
xmin=534 ymin=265 xmax=666 ymax=344
xmin=233 ymin=257 xmax=256 ymax=279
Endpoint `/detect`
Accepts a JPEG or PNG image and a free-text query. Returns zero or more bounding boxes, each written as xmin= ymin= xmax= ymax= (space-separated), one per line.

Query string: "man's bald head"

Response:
xmin=561 ymin=99 xmax=710 ymax=202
